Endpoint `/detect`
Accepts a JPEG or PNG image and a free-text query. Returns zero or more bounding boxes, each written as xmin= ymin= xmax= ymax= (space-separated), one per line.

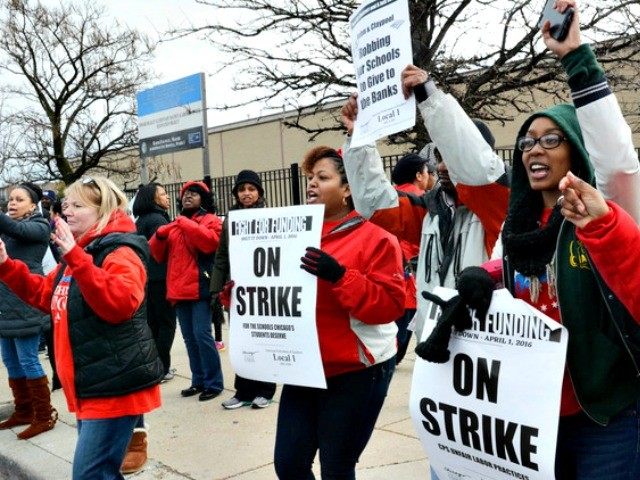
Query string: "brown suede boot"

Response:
xmin=121 ymin=428 xmax=148 ymax=474
xmin=17 ymin=376 xmax=57 ymax=440
xmin=0 ymin=378 xmax=32 ymax=430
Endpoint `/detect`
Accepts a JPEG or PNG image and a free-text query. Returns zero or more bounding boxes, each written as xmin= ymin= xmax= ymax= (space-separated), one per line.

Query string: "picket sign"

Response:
xmin=410 ymin=288 xmax=567 ymax=480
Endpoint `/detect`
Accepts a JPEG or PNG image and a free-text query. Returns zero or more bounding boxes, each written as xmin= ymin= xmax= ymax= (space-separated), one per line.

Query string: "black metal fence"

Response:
xmin=126 ymin=147 xmax=637 ymax=218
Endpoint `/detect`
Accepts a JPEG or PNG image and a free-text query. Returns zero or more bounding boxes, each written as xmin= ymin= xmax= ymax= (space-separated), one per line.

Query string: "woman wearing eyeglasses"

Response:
xmin=493 ymin=1 xmax=640 ymax=477
xmin=0 ymin=176 xmax=164 ymax=479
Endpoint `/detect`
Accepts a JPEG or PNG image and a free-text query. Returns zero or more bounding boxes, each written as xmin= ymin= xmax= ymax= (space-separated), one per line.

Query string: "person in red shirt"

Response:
xmin=0 ymin=176 xmax=163 ymax=480
xmin=273 ymin=146 xmax=404 ymax=479
xmin=390 ymin=151 xmax=436 ymax=364
xmin=149 ymin=181 xmax=224 ymax=402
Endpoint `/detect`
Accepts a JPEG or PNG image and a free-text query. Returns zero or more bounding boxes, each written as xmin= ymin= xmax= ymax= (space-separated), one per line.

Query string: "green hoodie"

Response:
xmin=507 ymin=103 xmax=640 ymax=426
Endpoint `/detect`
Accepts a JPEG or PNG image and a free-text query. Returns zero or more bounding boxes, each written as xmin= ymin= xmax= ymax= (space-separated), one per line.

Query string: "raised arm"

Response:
xmin=547 ymin=0 xmax=640 ymax=222
xmin=0 ymin=214 xmax=50 ymax=242
xmin=342 ymin=93 xmax=427 ymax=246
xmin=0 ymin=239 xmax=56 ymax=313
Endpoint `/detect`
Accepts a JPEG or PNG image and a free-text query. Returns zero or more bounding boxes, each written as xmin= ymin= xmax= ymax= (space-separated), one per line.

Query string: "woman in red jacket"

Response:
xmin=273 ymin=146 xmax=405 ymax=479
xmin=559 ymin=171 xmax=640 ymax=322
xmin=0 ymin=176 xmax=163 ymax=480
xmin=149 ymin=181 xmax=224 ymax=402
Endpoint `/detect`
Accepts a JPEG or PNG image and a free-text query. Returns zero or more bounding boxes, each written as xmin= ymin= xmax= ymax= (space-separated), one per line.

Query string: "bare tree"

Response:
xmin=0 ymin=0 xmax=155 ymax=185
xmin=176 ymin=0 xmax=640 ymax=147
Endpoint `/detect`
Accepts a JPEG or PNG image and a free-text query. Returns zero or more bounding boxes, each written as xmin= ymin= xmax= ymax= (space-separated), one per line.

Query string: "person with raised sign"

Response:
xmin=341 ymin=71 xmax=510 ymax=349
xmin=273 ymin=146 xmax=404 ymax=479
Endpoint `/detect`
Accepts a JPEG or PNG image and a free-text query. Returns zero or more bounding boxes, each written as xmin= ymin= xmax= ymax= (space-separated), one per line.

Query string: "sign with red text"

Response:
xmin=410 ymin=288 xmax=567 ymax=480
xmin=228 ymin=205 xmax=326 ymax=388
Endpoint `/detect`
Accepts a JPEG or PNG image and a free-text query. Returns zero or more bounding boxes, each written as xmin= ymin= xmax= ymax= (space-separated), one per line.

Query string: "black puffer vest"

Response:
xmin=56 ymin=232 xmax=164 ymax=398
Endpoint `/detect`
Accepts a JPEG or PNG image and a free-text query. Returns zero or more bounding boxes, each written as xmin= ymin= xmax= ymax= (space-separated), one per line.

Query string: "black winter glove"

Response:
xmin=455 ymin=266 xmax=496 ymax=324
xmin=414 ymin=292 xmax=471 ymax=363
xmin=414 ymin=266 xmax=495 ymax=363
xmin=300 ymin=247 xmax=346 ymax=283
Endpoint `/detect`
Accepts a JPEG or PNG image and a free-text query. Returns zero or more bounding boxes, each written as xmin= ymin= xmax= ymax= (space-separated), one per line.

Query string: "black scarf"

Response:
xmin=502 ymin=193 xmax=563 ymax=278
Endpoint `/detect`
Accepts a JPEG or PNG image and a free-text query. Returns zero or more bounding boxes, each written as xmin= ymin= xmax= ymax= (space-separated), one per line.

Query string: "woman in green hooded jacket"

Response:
xmin=493 ymin=1 xmax=640 ymax=478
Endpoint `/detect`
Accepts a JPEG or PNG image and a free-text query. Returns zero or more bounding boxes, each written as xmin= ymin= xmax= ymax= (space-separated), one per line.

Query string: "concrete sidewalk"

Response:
xmin=0 ymin=326 xmax=431 ymax=479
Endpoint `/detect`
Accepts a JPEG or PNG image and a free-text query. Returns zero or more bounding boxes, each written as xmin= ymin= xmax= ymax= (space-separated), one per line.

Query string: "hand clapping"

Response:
xmin=53 ymin=217 xmax=77 ymax=255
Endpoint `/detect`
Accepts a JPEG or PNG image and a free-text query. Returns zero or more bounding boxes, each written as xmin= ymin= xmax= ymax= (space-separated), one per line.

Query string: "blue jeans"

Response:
xmin=274 ymin=357 xmax=396 ymax=480
xmin=555 ymin=402 xmax=640 ymax=479
xmin=73 ymin=415 xmax=141 ymax=480
xmin=176 ymin=300 xmax=223 ymax=391
xmin=0 ymin=334 xmax=46 ymax=379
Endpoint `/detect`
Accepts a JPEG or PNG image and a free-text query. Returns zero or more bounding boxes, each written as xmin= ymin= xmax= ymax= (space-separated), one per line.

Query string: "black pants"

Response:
xmin=274 ymin=357 xmax=396 ymax=480
xmin=235 ymin=374 xmax=276 ymax=401
xmin=395 ymin=308 xmax=415 ymax=365
xmin=211 ymin=297 xmax=224 ymax=342
xmin=147 ymin=280 xmax=176 ymax=375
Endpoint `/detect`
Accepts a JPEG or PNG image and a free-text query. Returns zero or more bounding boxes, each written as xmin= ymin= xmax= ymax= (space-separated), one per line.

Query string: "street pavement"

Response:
xmin=0 ymin=325 xmax=432 ymax=479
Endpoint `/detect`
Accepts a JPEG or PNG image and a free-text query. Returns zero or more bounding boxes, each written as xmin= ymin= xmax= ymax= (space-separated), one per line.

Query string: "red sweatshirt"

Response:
xmin=0 ymin=210 xmax=160 ymax=419
xmin=395 ymin=183 xmax=424 ymax=310
xmin=577 ymin=201 xmax=640 ymax=323
xmin=149 ymin=211 xmax=222 ymax=302
xmin=316 ymin=211 xmax=405 ymax=377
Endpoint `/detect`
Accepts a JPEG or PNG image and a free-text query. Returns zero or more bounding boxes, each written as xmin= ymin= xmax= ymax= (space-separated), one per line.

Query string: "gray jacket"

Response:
xmin=0 ymin=212 xmax=51 ymax=338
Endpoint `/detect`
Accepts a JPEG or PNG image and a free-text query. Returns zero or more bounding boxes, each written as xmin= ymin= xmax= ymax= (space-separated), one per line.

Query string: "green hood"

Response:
xmin=509 ymin=103 xmax=594 ymax=213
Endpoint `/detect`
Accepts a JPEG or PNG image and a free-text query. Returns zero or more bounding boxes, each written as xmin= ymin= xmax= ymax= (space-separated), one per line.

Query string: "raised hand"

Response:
xmin=341 ymin=92 xmax=358 ymax=136
xmin=400 ymin=65 xmax=428 ymax=99
xmin=542 ymin=0 xmax=581 ymax=59
xmin=52 ymin=217 xmax=77 ymax=255
xmin=558 ymin=171 xmax=609 ymax=229
xmin=0 ymin=238 xmax=8 ymax=264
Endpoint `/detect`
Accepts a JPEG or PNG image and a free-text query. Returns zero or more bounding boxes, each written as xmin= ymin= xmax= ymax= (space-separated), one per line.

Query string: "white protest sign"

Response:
xmin=228 ymin=205 xmax=327 ymax=389
xmin=410 ymin=288 xmax=567 ymax=480
xmin=349 ymin=0 xmax=415 ymax=147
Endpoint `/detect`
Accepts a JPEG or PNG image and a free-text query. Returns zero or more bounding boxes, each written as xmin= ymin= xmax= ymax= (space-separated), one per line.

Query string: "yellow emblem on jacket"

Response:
xmin=569 ymin=240 xmax=590 ymax=269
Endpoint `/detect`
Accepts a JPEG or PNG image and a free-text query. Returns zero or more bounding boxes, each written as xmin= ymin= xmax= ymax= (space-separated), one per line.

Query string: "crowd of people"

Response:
xmin=0 ymin=1 xmax=638 ymax=479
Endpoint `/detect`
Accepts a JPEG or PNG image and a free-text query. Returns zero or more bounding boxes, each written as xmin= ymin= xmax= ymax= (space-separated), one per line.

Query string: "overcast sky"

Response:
xmin=102 ymin=0 xmax=258 ymax=128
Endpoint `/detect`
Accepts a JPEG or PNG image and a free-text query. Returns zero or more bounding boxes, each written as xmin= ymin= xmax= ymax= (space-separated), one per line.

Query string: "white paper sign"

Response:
xmin=228 ymin=205 xmax=327 ymax=389
xmin=349 ymin=0 xmax=416 ymax=147
xmin=410 ymin=288 xmax=568 ymax=480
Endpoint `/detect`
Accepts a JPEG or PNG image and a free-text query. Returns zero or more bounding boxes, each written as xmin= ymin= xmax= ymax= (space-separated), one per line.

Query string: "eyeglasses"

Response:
xmin=517 ymin=133 xmax=566 ymax=152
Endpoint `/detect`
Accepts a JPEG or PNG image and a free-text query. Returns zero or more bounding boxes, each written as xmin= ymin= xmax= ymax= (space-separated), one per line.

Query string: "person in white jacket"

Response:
xmin=341 ymin=68 xmax=510 ymax=344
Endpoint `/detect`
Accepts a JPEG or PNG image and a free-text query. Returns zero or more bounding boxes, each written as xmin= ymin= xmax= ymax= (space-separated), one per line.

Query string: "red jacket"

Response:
xmin=0 ymin=210 xmax=160 ymax=419
xmin=395 ymin=183 xmax=424 ymax=310
xmin=316 ymin=211 xmax=405 ymax=377
xmin=149 ymin=210 xmax=222 ymax=302
xmin=577 ymin=201 xmax=640 ymax=323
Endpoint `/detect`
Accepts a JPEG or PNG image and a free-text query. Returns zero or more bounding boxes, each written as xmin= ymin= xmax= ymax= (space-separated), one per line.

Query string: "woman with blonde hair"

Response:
xmin=0 ymin=176 xmax=163 ymax=480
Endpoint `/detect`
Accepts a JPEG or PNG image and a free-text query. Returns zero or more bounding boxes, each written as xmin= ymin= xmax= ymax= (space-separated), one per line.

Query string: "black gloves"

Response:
xmin=415 ymin=266 xmax=496 ymax=363
xmin=300 ymin=247 xmax=346 ymax=283
xmin=455 ymin=266 xmax=495 ymax=323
